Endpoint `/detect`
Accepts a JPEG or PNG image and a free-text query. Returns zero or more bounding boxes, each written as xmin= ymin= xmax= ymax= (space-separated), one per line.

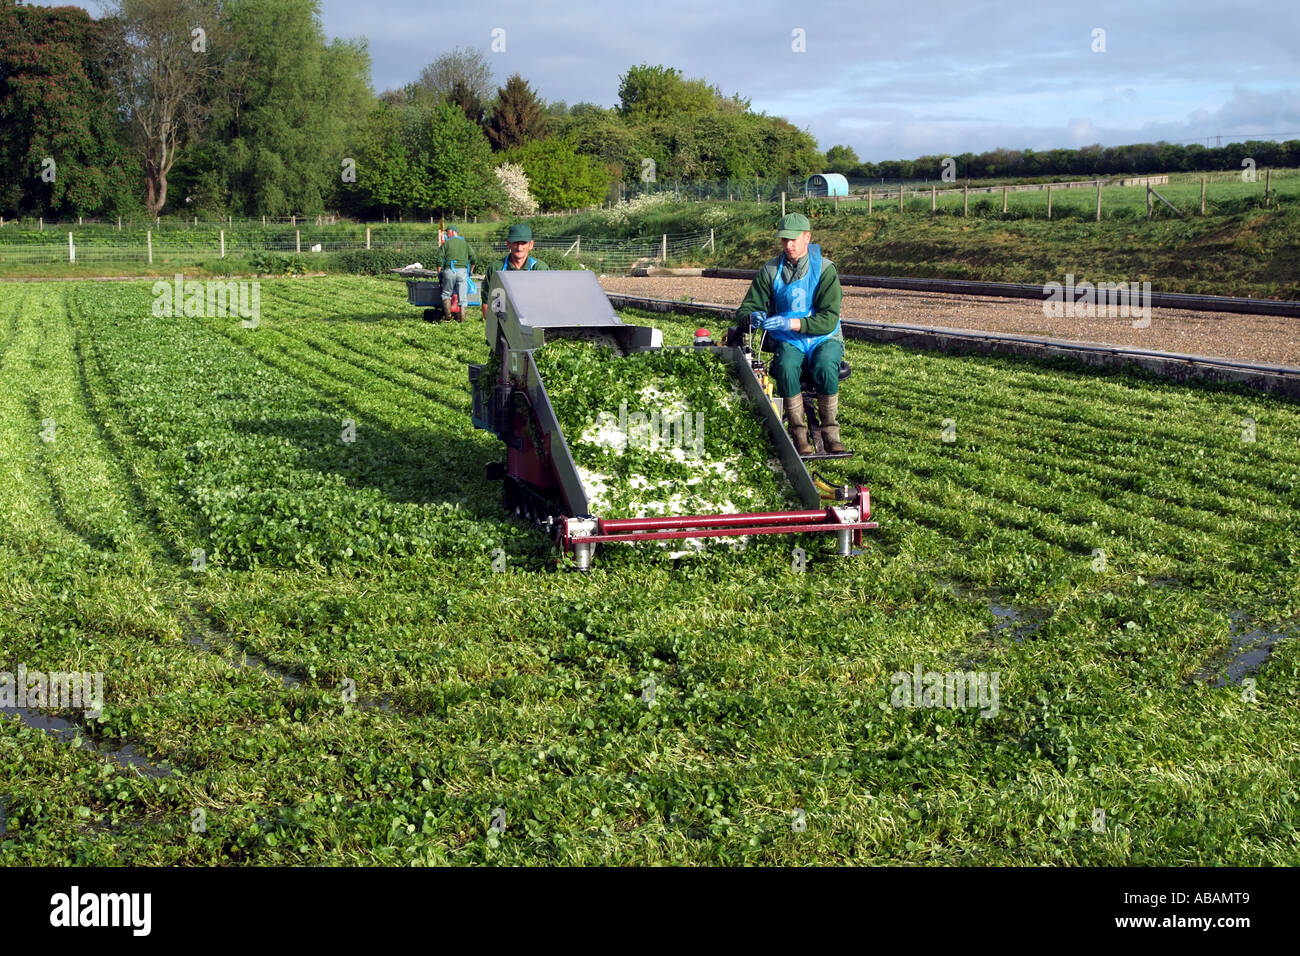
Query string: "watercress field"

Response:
xmin=1 ymin=276 xmax=1296 ymax=864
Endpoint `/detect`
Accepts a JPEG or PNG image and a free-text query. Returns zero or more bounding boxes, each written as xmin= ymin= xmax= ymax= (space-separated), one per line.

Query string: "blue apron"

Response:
xmin=501 ymin=256 xmax=538 ymax=271
xmin=767 ymin=245 xmax=839 ymax=359
xmin=445 ymin=259 xmax=481 ymax=305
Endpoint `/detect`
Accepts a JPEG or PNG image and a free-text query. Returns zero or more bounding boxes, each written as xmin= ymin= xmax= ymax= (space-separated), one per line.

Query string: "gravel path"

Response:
xmin=599 ymin=276 xmax=1300 ymax=367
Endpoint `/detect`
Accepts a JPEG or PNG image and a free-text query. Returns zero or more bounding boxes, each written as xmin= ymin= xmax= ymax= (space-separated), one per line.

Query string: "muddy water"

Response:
xmin=1193 ymin=613 xmax=1297 ymax=687
xmin=0 ymin=705 xmax=173 ymax=777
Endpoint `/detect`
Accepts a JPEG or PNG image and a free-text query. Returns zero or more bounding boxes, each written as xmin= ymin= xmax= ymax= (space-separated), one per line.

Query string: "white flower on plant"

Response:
xmin=495 ymin=163 xmax=539 ymax=217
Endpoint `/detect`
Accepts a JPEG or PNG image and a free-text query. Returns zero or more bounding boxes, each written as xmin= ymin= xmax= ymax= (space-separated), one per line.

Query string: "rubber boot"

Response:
xmin=818 ymin=394 xmax=847 ymax=454
xmin=441 ymin=297 xmax=453 ymax=322
xmin=785 ymin=393 xmax=815 ymax=456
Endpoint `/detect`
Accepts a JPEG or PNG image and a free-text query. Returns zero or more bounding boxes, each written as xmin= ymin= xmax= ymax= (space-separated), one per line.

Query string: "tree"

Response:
xmin=422 ymin=102 xmax=503 ymax=212
xmin=503 ymin=138 xmax=607 ymax=211
xmin=486 ymin=74 xmax=545 ymax=151
xmin=617 ymin=64 xmax=716 ymax=120
xmin=180 ymin=0 xmax=373 ymax=217
xmin=494 ymin=162 xmax=538 ymax=216
xmin=447 ymin=79 xmax=487 ymax=127
xmin=0 ymin=1 xmax=137 ymax=216
xmin=415 ymin=46 xmax=493 ymax=104
xmin=345 ymin=101 xmax=504 ymax=217
xmin=103 ymin=0 xmax=219 ymax=217
xmin=824 ymin=144 xmax=859 ymax=175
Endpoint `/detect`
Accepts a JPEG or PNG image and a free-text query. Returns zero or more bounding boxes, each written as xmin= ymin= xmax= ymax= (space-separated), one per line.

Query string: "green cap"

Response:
xmin=507 ymin=224 xmax=532 ymax=242
xmin=776 ymin=213 xmax=811 ymax=238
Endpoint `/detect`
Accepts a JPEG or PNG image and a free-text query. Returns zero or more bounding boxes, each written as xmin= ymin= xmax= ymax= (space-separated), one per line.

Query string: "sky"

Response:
xmin=65 ymin=0 xmax=1300 ymax=161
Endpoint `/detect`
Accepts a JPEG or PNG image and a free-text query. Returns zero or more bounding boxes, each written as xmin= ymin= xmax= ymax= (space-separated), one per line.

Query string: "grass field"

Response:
xmin=1 ymin=275 xmax=1297 ymax=864
xmin=2 ymin=171 xmax=1296 ymax=299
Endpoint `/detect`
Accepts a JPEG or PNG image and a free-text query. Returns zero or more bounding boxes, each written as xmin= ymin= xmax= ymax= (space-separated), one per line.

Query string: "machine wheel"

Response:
xmin=423 ymin=308 xmax=440 ymax=322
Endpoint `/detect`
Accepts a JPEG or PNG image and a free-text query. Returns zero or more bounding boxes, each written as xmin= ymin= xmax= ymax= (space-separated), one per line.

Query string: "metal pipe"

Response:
xmin=598 ymin=510 xmax=831 ymax=532
xmin=572 ymin=521 xmax=878 ymax=544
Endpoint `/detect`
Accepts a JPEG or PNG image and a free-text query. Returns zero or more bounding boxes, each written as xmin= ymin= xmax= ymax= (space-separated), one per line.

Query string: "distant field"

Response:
xmin=1 ymin=171 xmax=1294 ymax=297
xmin=1 ymin=276 xmax=1297 ymax=864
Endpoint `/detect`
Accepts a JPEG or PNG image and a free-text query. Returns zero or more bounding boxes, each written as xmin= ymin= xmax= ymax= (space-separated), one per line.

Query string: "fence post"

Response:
xmin=576 ymin=236 xmax=580 ymax=256
xmin=296 ymin=230 xmax=301 ymax=254
xmin=931 ymin=184 xmax=936 ymax=212
xmin=194 ymin=216 xmax=197 ymax=227
xmin=1265 ymin=168 xmax=1271 ymax=204
xmin=963 ymin=183 xmax=968 ymax=216
xmin=291 ymin=215 xmax=296 ymax=226
xmin=147 ymin=229 xmax=152 ymax=264
xmin=1200 ymin=177 xmax=1206 ymax=215
xmin=68 ymin=232 xmax=75 ymax=264
xmin=228 ymin=215 xmax=232 ymax=228
xmin=220 ymin=229 xmax=225 ymax=258
xmin=79 ymin=216 xmax=83 ymax=226
xmin=1146 ymin=185 xmax=1153 ymax=221
xmin=709 ymin=228 xmax=715 ymax=253
xmin=899 ymin=184 xmax=904 ymax=213
xmin=39 ymin=217 xmax=43 ymax=232
xmin=117 ymin=216 xmax=121 ymax=231
xmin=781 ymin=192 xmax=786 ymax=216
xmin=661 ymin=234 xmax=667 ymax=262
xmin=1095 ymin=180 xmax=1102 ymax=221
xmin=1002 ymin=185 xmax=1008 ymax=213
xmin=366 ymin=226 xmax=371 ymax=250
xmin=867 ymin=187 xmax=872 ymax=214
xmin=1047 ymin=184 xmax=1052 ymax=220
xmin=262 ymin=215 xmax=266 ymax=226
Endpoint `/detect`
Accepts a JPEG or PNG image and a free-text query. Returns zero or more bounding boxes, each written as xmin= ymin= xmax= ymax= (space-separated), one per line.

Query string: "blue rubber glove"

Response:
xmin=748 ymin=311 xmax=767 ymax=330
xmin=761 ymin=315 xmax=793 ymax=332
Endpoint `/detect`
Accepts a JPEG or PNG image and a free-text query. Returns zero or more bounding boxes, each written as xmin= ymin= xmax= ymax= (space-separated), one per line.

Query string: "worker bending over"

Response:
xmin=737 ymin=212 xmax=846 ymax=455
xmin=482 ymin=224 xmax=549 ymax=319
xmin=438 ymin=225 xmax=478 ymax=322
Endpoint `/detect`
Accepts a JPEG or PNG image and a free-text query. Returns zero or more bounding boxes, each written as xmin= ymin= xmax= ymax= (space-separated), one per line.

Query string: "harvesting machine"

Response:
xmin=467 ymin=270 xmax=876 ymax=569
xmin=391 ymin=265 xmax=481 ymax=322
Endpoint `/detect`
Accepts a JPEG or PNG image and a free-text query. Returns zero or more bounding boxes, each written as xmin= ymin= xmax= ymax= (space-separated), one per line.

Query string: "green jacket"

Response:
xmin=438 ymin=235 xmax=477 ymax=271
xmin=482 ymin=254 xmax=550 ymax=304
xmin=737 ymin=252 xmax=843 ymax=340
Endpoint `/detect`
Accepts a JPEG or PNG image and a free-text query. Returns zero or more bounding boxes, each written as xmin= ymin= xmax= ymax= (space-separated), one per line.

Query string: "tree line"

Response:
xmin=822 ymin=139 xmax=1300 ymax=183
xmin=3 ymin=0 xmax=1292 ymax=220
xmin=0 ymin=2 xmax=820 ymax=220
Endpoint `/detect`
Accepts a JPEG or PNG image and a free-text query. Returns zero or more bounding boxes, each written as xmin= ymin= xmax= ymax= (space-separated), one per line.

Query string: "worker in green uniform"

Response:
xmin=438 ymin=225 xmax=478 ymax=321
xmin=481 ymin=223 xmax=549 ymax=319
xmin=736 ymin=213 xmax=846 ymax=455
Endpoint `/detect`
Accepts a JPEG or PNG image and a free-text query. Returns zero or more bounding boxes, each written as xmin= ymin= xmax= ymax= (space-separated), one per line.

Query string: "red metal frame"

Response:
xmin=497 ymin=350 xmax=878 ymax=557
xmin=554 ymin=488 xmax=876 ymax=552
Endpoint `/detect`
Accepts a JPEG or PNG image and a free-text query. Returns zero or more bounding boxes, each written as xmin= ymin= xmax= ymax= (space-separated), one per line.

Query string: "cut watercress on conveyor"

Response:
xmin=534 ymin=340 xmax=799 ymax=520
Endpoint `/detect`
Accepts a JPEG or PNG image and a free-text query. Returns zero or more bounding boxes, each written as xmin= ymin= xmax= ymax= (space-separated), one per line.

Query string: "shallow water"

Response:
xmin=1194 ymin=613 xmax=1297 ymax=687
xmin=0 ymin=705 xmax=173 ymax=778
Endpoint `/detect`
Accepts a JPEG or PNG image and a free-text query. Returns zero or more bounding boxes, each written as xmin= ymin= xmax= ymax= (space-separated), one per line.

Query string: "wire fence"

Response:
xmin=0 ymin=224 xmax=719 ymax=269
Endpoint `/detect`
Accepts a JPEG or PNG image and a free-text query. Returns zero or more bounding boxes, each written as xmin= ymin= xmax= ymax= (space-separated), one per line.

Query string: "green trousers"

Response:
xmin=770 ymin=338 xmax=844 ymax=397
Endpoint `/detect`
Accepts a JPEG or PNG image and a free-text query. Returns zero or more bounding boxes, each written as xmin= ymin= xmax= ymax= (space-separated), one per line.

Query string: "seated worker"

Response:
xmin=438 ymin=225 xmax=478 ymax=321
xmin=736 ymin=212 xmax=846 ymax=455
xmin=482 ymin=223 xmax=549 ymax=319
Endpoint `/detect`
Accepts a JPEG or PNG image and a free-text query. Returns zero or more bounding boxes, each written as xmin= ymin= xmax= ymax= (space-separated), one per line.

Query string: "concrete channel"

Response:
xmin=605 ymin=293 xmax=1300 ymax=400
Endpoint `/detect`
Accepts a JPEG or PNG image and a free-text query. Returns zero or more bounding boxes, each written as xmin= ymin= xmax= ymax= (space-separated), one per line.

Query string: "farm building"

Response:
xmin=805 ymin=172 xmax=849 ymax=197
